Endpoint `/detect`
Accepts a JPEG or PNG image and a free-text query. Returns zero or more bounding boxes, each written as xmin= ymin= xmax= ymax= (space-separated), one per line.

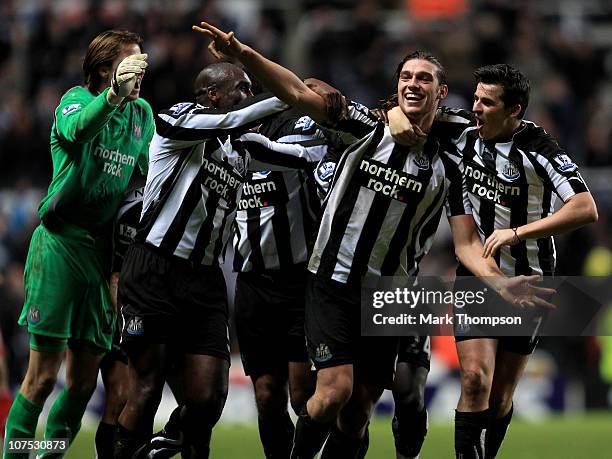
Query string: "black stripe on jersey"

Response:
xmin=242 ymin=206 xmax=265 ymax=269
xmin=137 ymin=146 xmax=193 ymax=242
xmin=239 ymin=139 xmax=311 ymax=169
xmin=522 ymin=153 xmax=556 ymax=275
xmin=270 ymin=176 xmax=293 ymax=268
xmin=158 ymin=166 xmax=205 ymax=253
xmin=318 ymin=125 xmax=385 ymax=277
xmin=211 ymin=208 xmax=233 ymax=263
xmin=299 ymin=171 xmax=318 ymax=247
xmin=347 ymin=143 xmax=412 ymax=284
xmin=399 ymin=175 xmax=444 ymax=276
xmin=507 ymin=147 xmax=532 ymax=275
xmin=188 ymin=189 xmax=227 ymax=264
xmin=441 ymin=150 xmax=467 ymax=216
xmin=536 ymin=189 xmax=555 ymax=276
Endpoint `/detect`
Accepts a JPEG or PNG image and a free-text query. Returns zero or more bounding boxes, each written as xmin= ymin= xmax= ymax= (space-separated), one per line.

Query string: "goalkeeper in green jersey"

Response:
xmin=3 ymin=30 xmax=154 ymax=459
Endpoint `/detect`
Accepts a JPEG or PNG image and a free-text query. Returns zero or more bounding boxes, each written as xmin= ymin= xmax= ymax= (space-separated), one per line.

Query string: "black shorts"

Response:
xmin=305 ymin=274 xmax=398 ymax=387
xmin=397 ymin=336 xmax=431 ymax=370
xmin=453 ymin=264 xmax=542 ymax=355
xmin=235 ymin=268 xmax=309 ymax=377
xmin=118 ymin=243 xmax=230 ymax=361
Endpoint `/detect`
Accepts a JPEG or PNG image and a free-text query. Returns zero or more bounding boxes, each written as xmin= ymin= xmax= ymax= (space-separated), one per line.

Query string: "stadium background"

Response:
xmin=0 ymin=0 xmax=611 ymax=457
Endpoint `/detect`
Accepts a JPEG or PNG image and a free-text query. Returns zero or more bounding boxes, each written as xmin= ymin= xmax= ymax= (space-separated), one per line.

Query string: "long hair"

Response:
xmin=83 ymin=30 xmax=143 ymax=92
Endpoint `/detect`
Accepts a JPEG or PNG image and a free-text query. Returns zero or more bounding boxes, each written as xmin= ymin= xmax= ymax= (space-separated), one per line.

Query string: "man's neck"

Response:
xmin=407 ymin=110 xmax=436 ymax=134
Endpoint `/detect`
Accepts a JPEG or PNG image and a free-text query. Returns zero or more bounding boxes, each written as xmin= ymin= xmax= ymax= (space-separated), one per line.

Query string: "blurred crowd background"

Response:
xmin=1 ymin=0 xmax=612 ymax=416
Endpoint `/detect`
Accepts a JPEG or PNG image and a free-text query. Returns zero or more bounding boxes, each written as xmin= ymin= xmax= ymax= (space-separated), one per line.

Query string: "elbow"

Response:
xmin=587 ymin=205 xmax=598 ymax=224
xmin=583 ymin=196 xmax=599 ymax=224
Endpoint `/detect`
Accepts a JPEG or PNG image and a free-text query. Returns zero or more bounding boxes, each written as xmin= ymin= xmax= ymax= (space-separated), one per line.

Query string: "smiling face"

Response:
xmin=397 ymin=58 xmax=448 ymax=124
xmin=472 ymin=82 xmax=522 ymax=140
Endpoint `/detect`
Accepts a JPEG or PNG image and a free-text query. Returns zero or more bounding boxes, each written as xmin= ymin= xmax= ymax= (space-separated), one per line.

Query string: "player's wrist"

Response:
xmin=105 ymin=87 xmax=124 ymax=107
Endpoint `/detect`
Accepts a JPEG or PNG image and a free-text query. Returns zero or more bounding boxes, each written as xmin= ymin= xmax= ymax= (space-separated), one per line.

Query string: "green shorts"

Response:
xmin=18 ymin=224 xmax=115 ymax=352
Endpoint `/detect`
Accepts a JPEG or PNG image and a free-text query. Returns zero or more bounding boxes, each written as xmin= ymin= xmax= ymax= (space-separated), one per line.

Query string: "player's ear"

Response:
xmin=98 ymin=64 xmax=112 ymax=85
xmin=510 ymin=103 xmax=522 ymax=119
xmin=437 ymin=84 xmax=449 ymax=101
xmin=207 ymin=85 xmax=218 ymax=103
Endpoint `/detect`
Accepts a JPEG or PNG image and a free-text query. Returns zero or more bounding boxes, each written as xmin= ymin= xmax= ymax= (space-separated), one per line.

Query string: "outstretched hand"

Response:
xmin=497 ymin=275 xmax=556 ymax=309
xmin=192 ymin=21 xmax=243 ymax=59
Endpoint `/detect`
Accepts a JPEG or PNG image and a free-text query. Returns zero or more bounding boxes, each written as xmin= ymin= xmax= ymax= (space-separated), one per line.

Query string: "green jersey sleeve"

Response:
xmin=54 ymin=87 xmax=119 ymax=144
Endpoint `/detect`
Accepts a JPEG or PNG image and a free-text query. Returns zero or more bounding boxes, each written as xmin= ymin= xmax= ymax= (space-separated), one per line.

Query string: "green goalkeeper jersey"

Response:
xmin=38 ymin=86 xmax=154 ymax=234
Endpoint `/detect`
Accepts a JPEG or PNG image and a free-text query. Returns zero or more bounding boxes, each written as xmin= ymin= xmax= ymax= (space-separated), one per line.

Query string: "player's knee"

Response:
xmin=489 ymin=394 xmax=513 ymax=418
xmin=461 ymin=369 xmax=490 ymax=401
xmin=25 ymin=372 xmax=57 ymax=400
xmin=395 ymin=388 xmax=425 ymax=414
xmin=317 ymin=381 xmax=352 ymax=416
xmin=65 ymin=378 xmax=97 ymax=399
xmin=254 ymin=383 xmax=287 ymax=417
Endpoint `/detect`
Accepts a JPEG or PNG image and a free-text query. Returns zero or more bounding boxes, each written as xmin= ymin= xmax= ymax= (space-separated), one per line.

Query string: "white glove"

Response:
xmin=110 ymin=53 xmax=148 ymax=98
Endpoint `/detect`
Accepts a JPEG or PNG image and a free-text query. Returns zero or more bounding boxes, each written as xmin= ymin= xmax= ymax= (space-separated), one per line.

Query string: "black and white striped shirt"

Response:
xmin=233 ymin=111 xmax=330 ymax=272
xmin=308 ymin=102 xmax=473 ymax=284
xmin=138 ymin=94 xmax=321 ymax=266
xmin=456 ymin=121 xmax=589 ymax=276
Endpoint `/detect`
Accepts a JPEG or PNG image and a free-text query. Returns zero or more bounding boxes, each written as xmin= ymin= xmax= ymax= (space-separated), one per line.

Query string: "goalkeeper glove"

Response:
xmin=107 ymin=53 xmax=148 ymax=103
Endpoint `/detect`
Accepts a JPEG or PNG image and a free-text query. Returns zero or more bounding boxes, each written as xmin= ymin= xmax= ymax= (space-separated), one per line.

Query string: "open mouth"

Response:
xmin=404 ymin=92 xmax=424 ymax=103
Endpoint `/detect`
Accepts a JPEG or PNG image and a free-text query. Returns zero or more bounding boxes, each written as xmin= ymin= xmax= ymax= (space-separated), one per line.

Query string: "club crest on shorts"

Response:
xmin=314 ymin=343 xmax=332 ymax=362
xmin=28 ymin=306 xmax=40 ymax=324
xmin=126 ymin=316 xmax=144 ymax=335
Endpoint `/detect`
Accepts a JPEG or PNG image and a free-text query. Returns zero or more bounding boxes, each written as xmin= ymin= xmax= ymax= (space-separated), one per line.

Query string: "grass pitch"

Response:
xmin=55 ymin=412 xmax=612 ymax=458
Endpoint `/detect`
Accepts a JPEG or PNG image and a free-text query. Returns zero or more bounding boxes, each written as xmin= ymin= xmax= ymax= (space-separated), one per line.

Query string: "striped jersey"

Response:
xmin=138 ymin=94 xmax=325 ymax=266
xmin=233 ymin=110 xmax=330 ymax=272
xmin=308 ymin=102 xmax=473 ymax=284
xmin=456 ymin=121 xmax=589 ymax=276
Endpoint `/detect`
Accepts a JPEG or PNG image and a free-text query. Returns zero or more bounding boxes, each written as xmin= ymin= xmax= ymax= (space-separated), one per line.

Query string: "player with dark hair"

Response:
xmin=454 ymin=64 xmax=597 ymax=458
xmin=3 ymin=29 xmax=152 ymax=459
xmin=194 ymin=23 xmax=553 ymax=459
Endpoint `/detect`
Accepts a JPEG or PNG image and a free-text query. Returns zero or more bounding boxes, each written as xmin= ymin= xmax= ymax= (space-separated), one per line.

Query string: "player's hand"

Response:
xmin=483 ymin=228 xmax=521 ymax=258
xmin=388 ymin=106 xmax=427 ymax=147
xmin=110 ymin=53 xmax=148 ymax=98
xmin=496 ymin=275 xmax=556 ymax=309
xmin=192 ymin=21 xmax=244 ymax=59
xmin=304 ymin=78 xmax=348 ymax=124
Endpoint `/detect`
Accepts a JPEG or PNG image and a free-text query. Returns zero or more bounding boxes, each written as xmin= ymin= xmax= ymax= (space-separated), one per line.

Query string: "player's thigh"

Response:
xmin=20 ymin=226 xmax=90 ymax=340
xmin=181 ymin=353 xmax=230 ymax=404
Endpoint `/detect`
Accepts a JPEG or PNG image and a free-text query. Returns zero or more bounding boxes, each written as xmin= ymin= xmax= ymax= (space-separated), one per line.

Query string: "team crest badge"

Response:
xmin=28 ymin=306 xmax=40 ymax=324
xmin=126 ymin=316 xmax=144 ymax=335
xmin=133 ymin=123 xmax=142 ymax=140
xmin=502 ymin=160 xmax=520 ymax=181
xmin=315 ymin=343 xmax=332 ymax=362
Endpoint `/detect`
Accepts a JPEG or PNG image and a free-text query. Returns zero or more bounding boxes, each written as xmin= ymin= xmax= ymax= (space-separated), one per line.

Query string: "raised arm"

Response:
xmin=192 ymin=21 xmax=329 ymax=123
